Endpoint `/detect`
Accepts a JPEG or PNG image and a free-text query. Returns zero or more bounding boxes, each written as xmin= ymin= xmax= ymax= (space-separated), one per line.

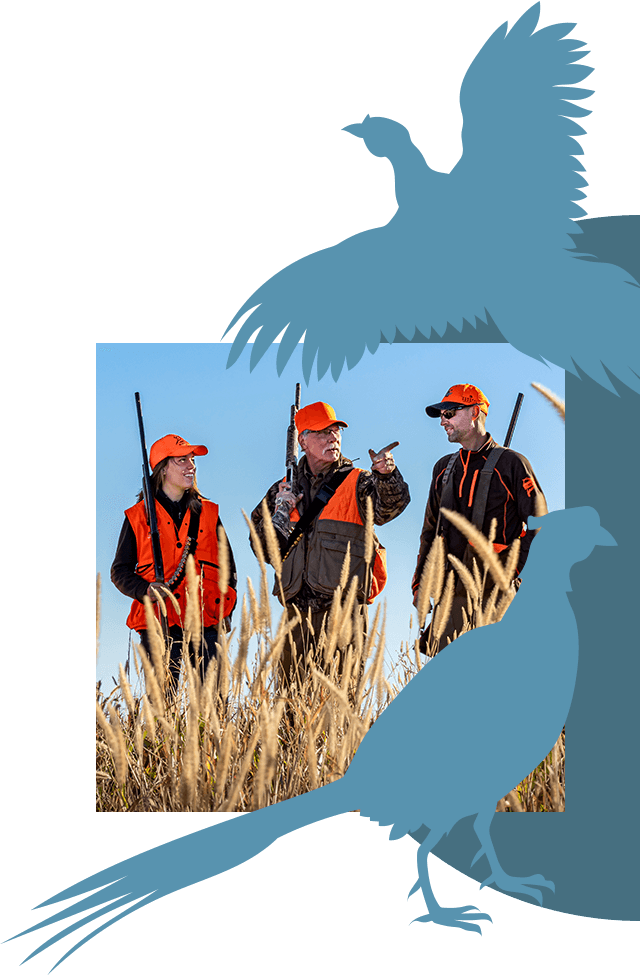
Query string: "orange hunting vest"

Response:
xmin=124 ymin=498 xmax=236 ymax=630
xmin=280 ymin=468 xmax=387 ymax=605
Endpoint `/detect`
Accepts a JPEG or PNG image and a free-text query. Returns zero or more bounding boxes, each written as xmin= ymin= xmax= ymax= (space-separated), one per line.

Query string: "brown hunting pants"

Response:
xmin=278 ymin=602 xmax=368 ymax=691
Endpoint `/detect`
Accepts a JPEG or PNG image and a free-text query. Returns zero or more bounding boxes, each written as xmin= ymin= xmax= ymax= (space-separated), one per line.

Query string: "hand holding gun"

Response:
xmin=285 ymin=383 xmax=301 ymax=490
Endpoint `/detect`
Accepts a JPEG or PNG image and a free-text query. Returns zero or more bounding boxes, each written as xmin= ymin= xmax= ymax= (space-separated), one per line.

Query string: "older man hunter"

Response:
xmin=251 ymin=401 xmax=410 ymax=685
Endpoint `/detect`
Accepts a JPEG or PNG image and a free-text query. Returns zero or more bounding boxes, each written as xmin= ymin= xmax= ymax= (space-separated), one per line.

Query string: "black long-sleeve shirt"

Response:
xmin=412 ymin=436 xmax=547 ymax=595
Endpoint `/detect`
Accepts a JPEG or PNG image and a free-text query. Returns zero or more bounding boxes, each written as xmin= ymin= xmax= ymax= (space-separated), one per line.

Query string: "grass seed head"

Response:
xmin=441 ymin=508 xmax=511 ymax=591
xmin=531 ymin=382 xmax=566 ymax=421
xmin=217 ymin=524 xmax=230 ymax=597
xmin=260 ymin=498 xmax=282 ymax=580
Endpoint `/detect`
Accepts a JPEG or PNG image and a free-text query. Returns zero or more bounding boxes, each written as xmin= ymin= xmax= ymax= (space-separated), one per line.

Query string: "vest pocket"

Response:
xmin=279 ymin=543 xmax=304 ymax=602
xmin=311 ymin=526 xmax=367 ymax=597
xmin=198 ymin=561 xmax=236 ymax=624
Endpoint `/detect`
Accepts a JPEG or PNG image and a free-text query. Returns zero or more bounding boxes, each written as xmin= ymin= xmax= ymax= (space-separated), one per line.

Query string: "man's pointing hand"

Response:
xmin=369 ymin=441 xmax=400 ymax=475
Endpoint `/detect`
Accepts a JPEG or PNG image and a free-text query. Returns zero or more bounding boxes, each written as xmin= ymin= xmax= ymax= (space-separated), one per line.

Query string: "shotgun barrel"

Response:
xmin=134 ymin=392 xmax=169 ymax=643
xmin=504 ymin=392 xmax=524 ymax=448
xmin=134 ymin=392 xmax=165 ymax=585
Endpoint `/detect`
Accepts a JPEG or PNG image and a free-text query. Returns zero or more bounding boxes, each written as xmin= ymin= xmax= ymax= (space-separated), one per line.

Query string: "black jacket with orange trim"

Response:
xmin=412 ymin=436 xmax=547 ymax=597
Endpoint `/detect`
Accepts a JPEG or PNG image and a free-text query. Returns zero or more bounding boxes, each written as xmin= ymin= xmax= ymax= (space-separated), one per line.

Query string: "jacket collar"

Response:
xmin=298 ymin=453 xmax=353 ymax=481
xmin=156 ymin=487 xmax=189 ymax=523
xmin=459 ymin=434 xmax=496 ymax=458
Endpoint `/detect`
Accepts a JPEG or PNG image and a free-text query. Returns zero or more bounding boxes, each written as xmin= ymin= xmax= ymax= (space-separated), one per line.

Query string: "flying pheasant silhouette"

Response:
xmin=11 ymin=506 xmax=615 ymax=968
xmin=224 ymin=3 xmax=639 ymax=393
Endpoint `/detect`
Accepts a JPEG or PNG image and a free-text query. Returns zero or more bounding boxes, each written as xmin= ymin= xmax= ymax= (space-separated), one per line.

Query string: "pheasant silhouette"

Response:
xmin=11 ymin=506 xmax=615 ymax=968
xmin=224 ymin=3 xmax=639 ymax=393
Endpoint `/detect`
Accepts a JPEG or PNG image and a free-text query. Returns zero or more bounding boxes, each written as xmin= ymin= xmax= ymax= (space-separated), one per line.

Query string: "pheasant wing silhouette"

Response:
xmin=10 ymin=507 xmax=615 ymax=968
xmin=224 ymin=3 xmax=639 ymax=393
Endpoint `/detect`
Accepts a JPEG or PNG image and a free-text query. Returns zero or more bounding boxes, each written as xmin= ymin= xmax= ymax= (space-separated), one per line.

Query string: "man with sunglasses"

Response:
xmin=412 ymin=384 xmax=547 ymax=655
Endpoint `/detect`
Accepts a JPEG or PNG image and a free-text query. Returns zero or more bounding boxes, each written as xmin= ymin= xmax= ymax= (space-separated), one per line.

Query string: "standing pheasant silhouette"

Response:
xmin=224 ymin=3 xmax=639 ymax=393
xmin=10 ymin=506 xmax=615 ymax=968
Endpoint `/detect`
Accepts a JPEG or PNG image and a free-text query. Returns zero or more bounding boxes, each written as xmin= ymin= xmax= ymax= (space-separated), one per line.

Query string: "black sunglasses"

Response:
xmin=440 ymin=406 xmax=468 ymax=420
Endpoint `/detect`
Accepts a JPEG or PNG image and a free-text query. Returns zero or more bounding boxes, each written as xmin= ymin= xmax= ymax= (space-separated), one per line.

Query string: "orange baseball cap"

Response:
xmin=425 ymin=384 xmax=490 ymax=417
xmin=149 ymin=434 xmax=208 ymax=470
xmin=295 ymin=402 xmax=348 ymax=434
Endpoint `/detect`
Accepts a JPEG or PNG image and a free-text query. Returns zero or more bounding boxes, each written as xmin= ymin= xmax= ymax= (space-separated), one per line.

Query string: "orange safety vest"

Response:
xmin=280 ymin=468 xmax=387 ymax=605
xmin=124 ymin=498 xmax=236 ymax=630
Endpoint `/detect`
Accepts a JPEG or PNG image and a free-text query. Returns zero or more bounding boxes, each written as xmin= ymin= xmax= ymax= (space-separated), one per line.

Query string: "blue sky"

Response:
xmin=97 ymin=341 xmax=564 ymax=687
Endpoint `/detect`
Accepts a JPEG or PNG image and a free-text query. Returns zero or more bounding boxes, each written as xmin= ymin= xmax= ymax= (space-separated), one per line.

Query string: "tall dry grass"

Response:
xmin=97 ymin=510 xmax=564 ymax=813
xmin=97 ymin=530 xmax=415 ymax=812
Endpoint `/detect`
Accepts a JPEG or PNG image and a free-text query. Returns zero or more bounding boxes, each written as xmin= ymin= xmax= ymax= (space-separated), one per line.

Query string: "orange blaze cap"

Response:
xmin=425 ymin=384 xmax=490 ymax=418
xmin=295 ymin=402 xmax=348 ymax=434
xmin=149 ymin=434 xmax=208 ymax=470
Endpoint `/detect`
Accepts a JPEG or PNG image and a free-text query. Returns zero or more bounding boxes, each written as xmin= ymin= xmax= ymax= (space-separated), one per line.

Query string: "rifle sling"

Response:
xmin=470 ymin=447 xmax=504 ymax=530
xmin=165 ymin=506 xmax=202 ymax=590
xmin=436 ymin=446 xmax=505 ymax=535
xmin=281 ymin=467 xmax=353 ymax=561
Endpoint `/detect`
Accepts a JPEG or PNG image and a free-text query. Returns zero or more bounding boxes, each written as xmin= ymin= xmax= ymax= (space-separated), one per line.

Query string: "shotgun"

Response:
xmin=504 ymin=392 xmax=524 ymax=448
xmin=285 ymin=383 xmax=302 ymax=490
xmin=134 ymin=393 xmax=169 ymax=641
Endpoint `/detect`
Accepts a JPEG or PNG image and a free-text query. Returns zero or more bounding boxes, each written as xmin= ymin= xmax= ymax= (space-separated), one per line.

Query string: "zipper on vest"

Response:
xmin=467 ymin=469 xmax=479 ymax=508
